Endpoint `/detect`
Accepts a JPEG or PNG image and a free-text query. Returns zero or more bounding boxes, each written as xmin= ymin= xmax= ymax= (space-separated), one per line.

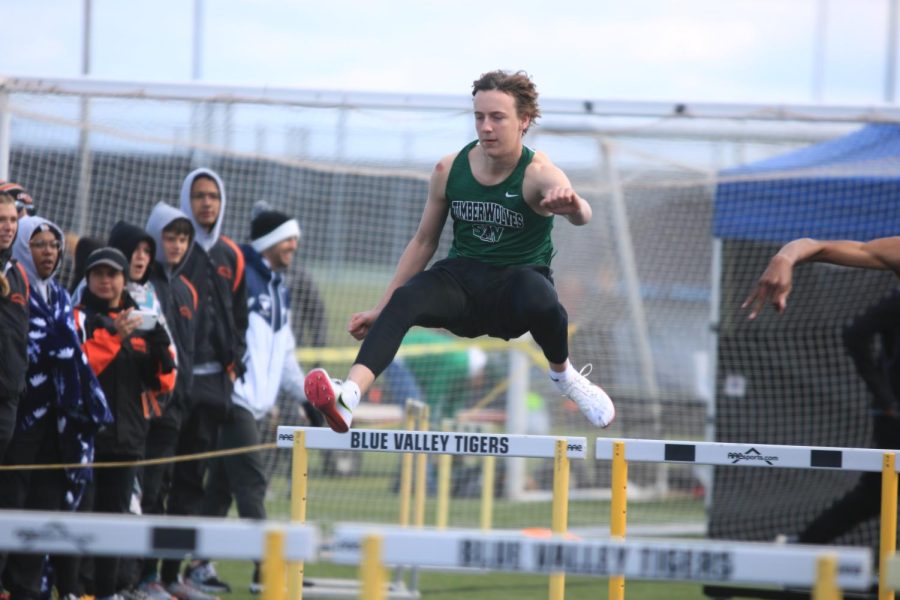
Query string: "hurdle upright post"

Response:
xmin=481 ymin=455 xmax=496 ymax=530
xmin=609 ymin=440 xmax=627 ymax=600
xmin=414 ymin=405 xmax=430 ymax=528
xmin=398 ymin=400 xmax=417 ymax=527
xmin=360 ymin=534 xmax=386 ymax=600
xmin=880 ymin=452 xmax=898 ymax=600
xmin=436 ymin=419 xmax=453 ymax=529
xmin=812 ymin=554 xmax=841 ymax=600
xmin=262 ymin=529 xmax=287 ymax=600
xmin=288 ymin=430 xmax=308 ymax=600
xmin=549 ymin=438 xmax=570 ymax=600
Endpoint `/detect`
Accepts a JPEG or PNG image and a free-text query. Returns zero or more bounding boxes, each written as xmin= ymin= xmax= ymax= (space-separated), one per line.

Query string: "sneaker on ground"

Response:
xmin=184 ymin=562 xmax=231 ymax=594
xmin=304 ymin=368 xmax=351 ymax=433
xmin=137 ymin=579 xmax=176 ymax=600
xmin=165 ymin=581 xmax=219 ymax=600
xmin=559 ymin=365 xmax=615 ymax=428
xmin=119 ymin=589 xmax=152 ymax=600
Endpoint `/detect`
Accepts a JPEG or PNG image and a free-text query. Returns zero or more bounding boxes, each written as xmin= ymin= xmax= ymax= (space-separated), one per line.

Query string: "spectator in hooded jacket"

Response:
xmin=74 ymin=247 xmax=176 ymax=600
xmin=69 ymin=236 xmax=104 ymax=296
xmin=0 ymin=216 xmax=111 ymax=600
xmin=0 ymin=191 xmax=28 ymax=464
xmin=200 ymin=203 xmax=312 ymax=591
xmin=134 ymin=202 xmax=202 ymax=600
xmin=159 ymin=168 xmax=247 ymax=595
xmin=73 ymin=222 xmax=168 ymax=350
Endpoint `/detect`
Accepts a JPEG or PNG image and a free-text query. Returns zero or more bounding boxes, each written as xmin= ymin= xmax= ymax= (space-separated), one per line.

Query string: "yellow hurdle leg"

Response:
xmin=399 ymin=401 xmax=417 ymax=526
xmin=262 ymin=529 xmax=286 ymax=600
xmin=414 ymin=406 xmax=430 ymax=528
xmin=880 ymin=452 xmax=897 ymax=600
xmin=360 ymin=534 xmax=386 ymax=600
xmin=288 ymin=430 xmax=308 ymax=600
xmin=812 ymin=554 xmax=841 ymax=600
xmin=480 ymin=455 xmax=496 ymax=531
xmin=549 ymin=439 xmax=570 ymax=600
xmin=609 ymin=440 xmax=627 ymax=600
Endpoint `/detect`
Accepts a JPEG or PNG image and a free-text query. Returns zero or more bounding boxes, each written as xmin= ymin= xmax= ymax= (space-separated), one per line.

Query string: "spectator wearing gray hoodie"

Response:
xmin=160 ymin=168 xmax=247 ymax=596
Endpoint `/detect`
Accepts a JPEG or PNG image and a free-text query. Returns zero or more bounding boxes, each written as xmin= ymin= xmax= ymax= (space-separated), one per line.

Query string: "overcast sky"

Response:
xmin=0 ymin=0 xmax=893 ymax=105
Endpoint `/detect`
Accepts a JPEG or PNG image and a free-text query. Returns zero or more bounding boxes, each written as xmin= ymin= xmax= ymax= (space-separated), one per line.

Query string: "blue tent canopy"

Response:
xmin=713 ymin=124 xmax=900 ymax=243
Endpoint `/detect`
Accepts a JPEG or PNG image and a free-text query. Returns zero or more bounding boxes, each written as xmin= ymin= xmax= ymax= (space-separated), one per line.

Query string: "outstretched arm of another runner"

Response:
xmin=347 ymin=155 xmax=453 ymax=341
xmin=743 ymin=236 xmax=900 ymax=319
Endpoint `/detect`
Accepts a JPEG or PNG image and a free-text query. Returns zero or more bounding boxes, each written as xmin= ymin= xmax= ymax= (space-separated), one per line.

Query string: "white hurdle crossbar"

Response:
xmin=331 ymin=525 xmax=872 ymax=590
xmin=0 ymin=510 xmax=318 ymax=560
xmin=276 ymin=426 xmax=587 ymax=459
xmin=596 ymin=437 xmax=898 ymax=471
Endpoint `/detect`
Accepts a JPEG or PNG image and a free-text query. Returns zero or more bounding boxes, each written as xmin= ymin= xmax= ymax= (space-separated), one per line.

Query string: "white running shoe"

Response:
xmin=304 ymin=368 xmax=352 ymax=433
xmin=557 ymin=365 xmax=616 ymax=428
xmin=166 ymin=580 xmax=219 ymax=600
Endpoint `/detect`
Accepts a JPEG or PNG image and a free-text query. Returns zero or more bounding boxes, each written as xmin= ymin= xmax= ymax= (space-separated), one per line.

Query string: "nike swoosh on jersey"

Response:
xmin=505 ymin=191 xmax=519 ymax=198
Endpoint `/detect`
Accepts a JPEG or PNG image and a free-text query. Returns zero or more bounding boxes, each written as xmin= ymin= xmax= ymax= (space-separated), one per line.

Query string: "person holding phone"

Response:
xmin=73 ymin=247 xmax=176 ymax=600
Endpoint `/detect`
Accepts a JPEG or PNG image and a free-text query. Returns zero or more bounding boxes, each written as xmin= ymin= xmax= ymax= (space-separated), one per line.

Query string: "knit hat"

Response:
xmin=250 ymin=201 xmax=301 ymax=252
xmin=84 ymin=247 xmax=129 ymax=279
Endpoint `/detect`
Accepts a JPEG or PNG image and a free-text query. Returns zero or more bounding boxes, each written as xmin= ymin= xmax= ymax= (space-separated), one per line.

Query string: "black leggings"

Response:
xmin=356 ymin=258 xmax=569 ymax=377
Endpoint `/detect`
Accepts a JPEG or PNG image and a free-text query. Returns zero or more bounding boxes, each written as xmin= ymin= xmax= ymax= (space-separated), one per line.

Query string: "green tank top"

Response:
xmin=446 ymin=140 xmax=554 ymax=267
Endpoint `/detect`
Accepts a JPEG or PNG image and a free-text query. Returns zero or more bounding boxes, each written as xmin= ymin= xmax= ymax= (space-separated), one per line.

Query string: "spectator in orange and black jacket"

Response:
xmin=74 ymin=247 xmax=176 ymax=600
xmin=135 ymin=202 xmax=200 ymax=595
xmin=0 ymin=191 xmax=28 ymax=463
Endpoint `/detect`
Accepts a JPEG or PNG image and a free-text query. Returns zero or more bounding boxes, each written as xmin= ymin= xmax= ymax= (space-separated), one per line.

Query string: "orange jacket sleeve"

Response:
xmin=81 ymin=325 xmax=123 ymax=376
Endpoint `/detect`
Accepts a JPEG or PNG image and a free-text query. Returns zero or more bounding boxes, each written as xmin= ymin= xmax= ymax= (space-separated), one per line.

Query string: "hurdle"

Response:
xmin=596 ymin=438 xmax=898 ymax=600
xmin=276 ymin=425 xmax=586 ymax=599
xmin=0 ymin=510 xmax=318 ymax=600
xmin=331 ymin=524 xmax=872 ymax=599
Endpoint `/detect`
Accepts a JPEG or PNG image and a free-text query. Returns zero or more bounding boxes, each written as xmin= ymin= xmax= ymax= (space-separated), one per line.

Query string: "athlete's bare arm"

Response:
xmin=743 ymin=236 xmax=900 ymax=319
xmin=523 ymin=151 xmax=592 ymax=225
xmin=347 ymin=154 xmax=454 ymax=340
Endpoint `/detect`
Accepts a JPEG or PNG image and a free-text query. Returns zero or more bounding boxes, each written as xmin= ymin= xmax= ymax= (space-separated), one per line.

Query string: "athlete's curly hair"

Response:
xmin=472 ymin=70 xmax=541 ymax=134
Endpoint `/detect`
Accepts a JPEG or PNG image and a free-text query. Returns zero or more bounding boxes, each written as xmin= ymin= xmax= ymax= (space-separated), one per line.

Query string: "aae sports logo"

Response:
xmin=728 ymin=447 xmax=778 ymax=466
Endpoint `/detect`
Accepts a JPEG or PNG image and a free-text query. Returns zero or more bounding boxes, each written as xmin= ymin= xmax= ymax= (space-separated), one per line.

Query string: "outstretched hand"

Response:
xmin=538 ymin=187 xmax=582 ymax=215
xmin=742 ymin=255 xmax=793 ymax=319
xmin=348 ymin=309 xmax=379 ymax=341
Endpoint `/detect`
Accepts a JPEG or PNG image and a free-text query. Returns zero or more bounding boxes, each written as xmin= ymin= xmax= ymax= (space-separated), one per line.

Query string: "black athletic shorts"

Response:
xmin=425 ymin=256 xmax=557 ymax=341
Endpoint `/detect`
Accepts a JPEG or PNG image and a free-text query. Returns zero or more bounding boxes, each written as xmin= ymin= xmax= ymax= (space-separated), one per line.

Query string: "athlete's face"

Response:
xmin=473 ymin=90 xmax=530 ymax=159
xmin=263 ymin=236 xmax=299 ymax=270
